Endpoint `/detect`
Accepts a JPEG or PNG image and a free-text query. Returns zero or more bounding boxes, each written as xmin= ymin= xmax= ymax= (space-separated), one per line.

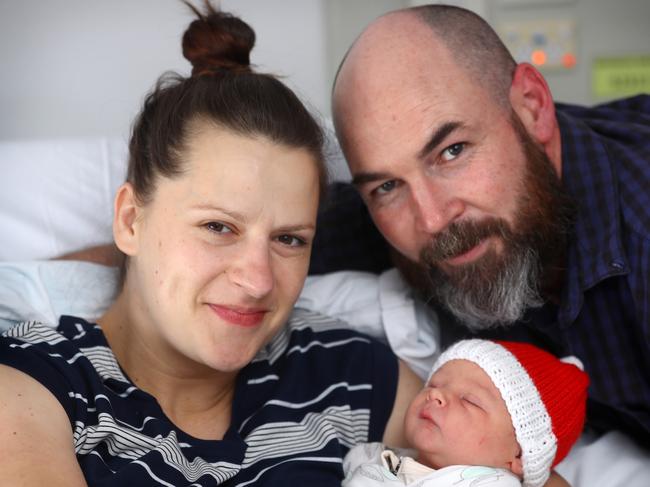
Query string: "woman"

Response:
xmin=0 ymin=4 xmax=420 ymax=486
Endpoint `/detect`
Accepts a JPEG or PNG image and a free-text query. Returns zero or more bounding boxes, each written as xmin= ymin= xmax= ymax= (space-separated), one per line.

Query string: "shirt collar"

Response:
xmin=556 ymin=108 xmax=628 ymax=323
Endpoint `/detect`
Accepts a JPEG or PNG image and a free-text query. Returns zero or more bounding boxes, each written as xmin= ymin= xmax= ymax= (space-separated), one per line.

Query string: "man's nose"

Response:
xmin=228 ymin=241 xmax=274 ymax=299
xmin=411 ymin=179 xmax=463 ymax=235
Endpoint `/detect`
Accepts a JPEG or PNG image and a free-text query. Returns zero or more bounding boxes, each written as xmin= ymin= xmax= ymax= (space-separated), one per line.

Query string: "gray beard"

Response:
xmin=430 ymin=245 xmax=544 ymax=331
xmin=404 ymin=111 xmax=575 ymax=333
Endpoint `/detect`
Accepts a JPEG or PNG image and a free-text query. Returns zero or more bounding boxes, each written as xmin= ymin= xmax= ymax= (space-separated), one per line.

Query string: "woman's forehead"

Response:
xmin=150 ymin=128 xmax=319 ymax=220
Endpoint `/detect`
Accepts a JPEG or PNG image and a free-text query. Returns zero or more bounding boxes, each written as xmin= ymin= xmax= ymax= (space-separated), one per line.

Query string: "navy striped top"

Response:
xmin=0 ymin=308 xmax=397 ymax=486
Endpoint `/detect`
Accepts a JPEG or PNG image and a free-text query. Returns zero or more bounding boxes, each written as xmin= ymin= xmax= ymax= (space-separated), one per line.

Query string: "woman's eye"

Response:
xmin=277 ymin=234 xmax=306 ymax=247
xmin=205 ymin=222 xmax=233 ymax=234
xmin=441 ymin=142 xmax=465 ymax=161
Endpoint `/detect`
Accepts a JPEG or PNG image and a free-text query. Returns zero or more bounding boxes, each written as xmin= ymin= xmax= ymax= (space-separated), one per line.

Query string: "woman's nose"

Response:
xmin=228 ymin=243 xmax=274 ymax=299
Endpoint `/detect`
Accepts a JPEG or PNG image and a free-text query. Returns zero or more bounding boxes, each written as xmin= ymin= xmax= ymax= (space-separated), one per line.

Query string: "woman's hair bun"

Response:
xmin=182 ymin=1 xmax=256 ymax=76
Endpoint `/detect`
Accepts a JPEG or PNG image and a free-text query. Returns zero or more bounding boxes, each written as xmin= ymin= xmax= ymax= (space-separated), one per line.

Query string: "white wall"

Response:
xmin=3 ymin=0 xmax=648 ymax=141
xmin=0 ymin=0 xmax=327 ymax=141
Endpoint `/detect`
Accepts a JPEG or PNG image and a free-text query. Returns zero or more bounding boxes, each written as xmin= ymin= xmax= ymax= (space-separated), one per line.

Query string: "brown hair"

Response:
xmin=127 ymin=1 xmax=327 ymax=205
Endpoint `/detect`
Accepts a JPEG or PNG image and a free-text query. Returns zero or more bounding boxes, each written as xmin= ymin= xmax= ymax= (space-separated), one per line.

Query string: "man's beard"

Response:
xmin=419 ymin=114 xmax=575 ymax=331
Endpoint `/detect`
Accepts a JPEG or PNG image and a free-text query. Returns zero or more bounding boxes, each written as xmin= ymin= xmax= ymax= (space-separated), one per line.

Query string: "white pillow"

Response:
xmin=0 ymin=261 xmax=118 ymax=331
xmin=0 ymin=137 xmax=127 ymax=261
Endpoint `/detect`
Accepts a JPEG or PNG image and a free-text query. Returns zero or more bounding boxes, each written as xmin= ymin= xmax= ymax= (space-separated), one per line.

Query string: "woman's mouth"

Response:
xmin=208 ymin=304 xmax=268 ymax=327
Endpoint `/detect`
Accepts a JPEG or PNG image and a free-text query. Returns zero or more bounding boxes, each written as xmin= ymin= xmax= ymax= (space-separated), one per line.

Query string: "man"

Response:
xmin=311 ymin=5 xmax=650 ymax=445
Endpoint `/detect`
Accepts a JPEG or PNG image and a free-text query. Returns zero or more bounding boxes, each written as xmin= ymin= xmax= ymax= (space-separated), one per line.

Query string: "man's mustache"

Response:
xmin=420 ymin=218 xmax=512 ymax=265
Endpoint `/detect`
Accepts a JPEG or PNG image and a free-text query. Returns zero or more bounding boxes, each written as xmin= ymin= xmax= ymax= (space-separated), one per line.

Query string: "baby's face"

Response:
xmin=404 ymin=359 xmax=521 ymax=472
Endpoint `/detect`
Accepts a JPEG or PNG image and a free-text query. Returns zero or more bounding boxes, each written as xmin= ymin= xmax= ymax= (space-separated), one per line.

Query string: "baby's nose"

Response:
xmin=426 ymin=388 xmax=446 ymax=407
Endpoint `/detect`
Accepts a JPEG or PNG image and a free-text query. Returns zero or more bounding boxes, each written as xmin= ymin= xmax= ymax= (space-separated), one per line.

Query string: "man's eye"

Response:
xmin=205 ymin=222 xmax=233 ymax=234
xmin=373 ymin=180 xmax=397 ymax=196
xmin=277 ymin=234 xmax=306 ymax=247
xmin=441 ymin=142 xmax=465 ymax=161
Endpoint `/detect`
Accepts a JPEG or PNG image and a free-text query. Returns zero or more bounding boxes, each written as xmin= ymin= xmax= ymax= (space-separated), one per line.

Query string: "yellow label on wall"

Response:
xmin=593 ymin=56 xmax=650 ymax=98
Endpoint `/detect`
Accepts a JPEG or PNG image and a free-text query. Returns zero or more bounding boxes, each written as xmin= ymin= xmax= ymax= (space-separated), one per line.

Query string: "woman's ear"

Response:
xmin=509 ymin=63 xmax=557 ymax=145
xmin=113 ymin=183 xmax=140 ymax=256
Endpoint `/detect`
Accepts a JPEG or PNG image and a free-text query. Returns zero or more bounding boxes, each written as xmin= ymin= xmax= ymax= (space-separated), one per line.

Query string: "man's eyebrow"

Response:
xmin=351 ymin=171 xmax=394 ymax=187
xmin=417 ymin=121 xmax=464 ymax=159
xmin=350 ymin=121 xmax=464 ymax=187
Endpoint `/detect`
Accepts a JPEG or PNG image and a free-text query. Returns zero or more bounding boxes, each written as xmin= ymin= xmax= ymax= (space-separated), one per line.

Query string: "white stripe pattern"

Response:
xmin=3 ymin=321 xmax=65 ymax=344
xmin=246 ymin=374 xmax=279 ymax=385
xmin=236 ymin=400 xmax=370 ymax=469
xmin=286 ymin=336 xmax=371 ymax=356
xmin=74 ymin=413 xmax=241 ymax=482
xmin=79 ymin=345 xmax=130 ymax=383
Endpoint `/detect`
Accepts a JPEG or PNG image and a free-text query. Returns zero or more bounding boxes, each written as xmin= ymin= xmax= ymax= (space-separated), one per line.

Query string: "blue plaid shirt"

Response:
xmin=310 ymin=95 xmax=650 ymax=446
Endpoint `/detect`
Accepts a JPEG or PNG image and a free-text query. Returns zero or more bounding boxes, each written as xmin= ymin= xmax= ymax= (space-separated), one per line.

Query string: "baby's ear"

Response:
xmin=509 ymin=453 xmax=524 ymax=477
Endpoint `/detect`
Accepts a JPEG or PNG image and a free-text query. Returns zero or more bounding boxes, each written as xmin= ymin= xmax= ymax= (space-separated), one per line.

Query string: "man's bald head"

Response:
xmin=333 ymin=5 xmax=517 ymax=144
xmin=409 ymin=5 xmax=516 ymax=105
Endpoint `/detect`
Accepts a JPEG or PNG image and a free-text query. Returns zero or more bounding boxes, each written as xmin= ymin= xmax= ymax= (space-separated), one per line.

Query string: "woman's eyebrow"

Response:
xmin=191 ymin=204 xmax=246 ymax=222
xmin=276 ymin=223 xmax=316 ymax=233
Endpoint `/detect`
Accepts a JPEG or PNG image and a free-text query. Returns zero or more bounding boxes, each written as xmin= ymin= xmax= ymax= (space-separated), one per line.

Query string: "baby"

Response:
xmin=343 ymin=339 xmax=589 ymax=487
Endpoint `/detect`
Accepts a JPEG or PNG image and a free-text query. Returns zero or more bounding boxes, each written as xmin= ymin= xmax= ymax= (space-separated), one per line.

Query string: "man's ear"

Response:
xmin=509 ymin=63 xmax=556 ymax=145
xmin=113 ymin=183 xmax=141 ymax=257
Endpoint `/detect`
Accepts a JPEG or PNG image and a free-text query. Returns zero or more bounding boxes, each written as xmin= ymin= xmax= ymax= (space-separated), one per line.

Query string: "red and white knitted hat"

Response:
xmin=431 ymin=339 xmax=589 ymax=487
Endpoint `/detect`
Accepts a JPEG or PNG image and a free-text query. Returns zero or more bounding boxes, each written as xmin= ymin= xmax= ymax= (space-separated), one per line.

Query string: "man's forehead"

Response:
xmin=333 ymin=12 xmax=498 ymax=173
xmin=336 ymin=13 xmax=444 ymax=89
xmin=334 ymin=15 xmax=464 ymax=133
xmin=351 ymin=13 xmax=425 ymax=54
xmin=336 ymin=79 xmax=477 ymax=175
